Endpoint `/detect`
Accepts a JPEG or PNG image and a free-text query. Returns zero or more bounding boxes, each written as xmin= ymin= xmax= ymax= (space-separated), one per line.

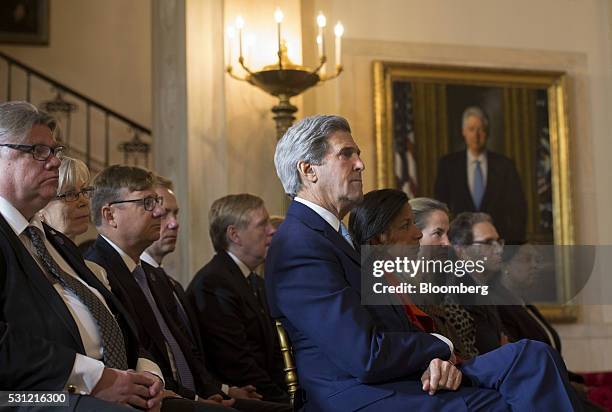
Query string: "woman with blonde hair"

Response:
xmin=39 ymin=156 xmax=93 ymax=240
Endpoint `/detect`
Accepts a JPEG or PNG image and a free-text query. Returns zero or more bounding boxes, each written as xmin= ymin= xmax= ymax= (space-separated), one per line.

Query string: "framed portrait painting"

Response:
xmin=373 ymin=62 xmax=576 ymax=321
xmin=0 ymin=0 xmax=49 ymax=45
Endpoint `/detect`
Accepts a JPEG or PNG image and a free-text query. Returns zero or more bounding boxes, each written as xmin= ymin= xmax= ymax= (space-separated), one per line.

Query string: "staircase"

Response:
xmin=0 ymin=51 xmax=152 ymax=173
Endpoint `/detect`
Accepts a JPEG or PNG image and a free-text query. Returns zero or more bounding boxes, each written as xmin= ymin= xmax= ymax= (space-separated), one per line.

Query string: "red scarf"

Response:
xmin=383 ymin=273 xmax=435 ymax=332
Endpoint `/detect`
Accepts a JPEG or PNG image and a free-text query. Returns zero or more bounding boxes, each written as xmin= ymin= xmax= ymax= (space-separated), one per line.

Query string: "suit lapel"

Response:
xmin=217 ymin=252 xmax=267 ymax=318
xmin=458 ymin=151 xmax=477 ymax=210
xmin=288 ymin=201 xmax=361 ymax=265
xmin=322 ymin=224 xmax=360 ymax=266
xmin=481 ymin=152 xmax=499 ymax=211
xmin=217 ymin=252 xmax=277 ymax=362
xmin=0 ymin=216 xmax=84 ymax=352
xmin=164 ymin=270 xmax=204 ymax=350
xmin=45 ymin=226 xmax=139 ymax=341
xmin=93 ymin=236 xmax=169 ymax=359
xmin=141 ymin=262 xmax=188 ymax=340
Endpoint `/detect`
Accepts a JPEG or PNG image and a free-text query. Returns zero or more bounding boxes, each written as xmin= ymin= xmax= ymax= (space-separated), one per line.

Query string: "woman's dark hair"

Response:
xmin=348 ymin=189 xmax=409 ymax=246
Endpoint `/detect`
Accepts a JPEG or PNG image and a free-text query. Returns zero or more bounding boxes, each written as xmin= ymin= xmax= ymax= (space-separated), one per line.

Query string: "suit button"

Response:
xmin=67 ymin=385 xmax=77 ymax=394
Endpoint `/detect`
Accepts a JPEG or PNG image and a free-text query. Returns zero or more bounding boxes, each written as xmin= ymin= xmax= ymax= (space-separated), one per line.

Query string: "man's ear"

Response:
xmin=226 ymin=225 xmax=240 ymax=246
xmin=101 ymin=205 xmax=118 ymax=228
xmin=297 ymin=160 xmax=317 ymax=184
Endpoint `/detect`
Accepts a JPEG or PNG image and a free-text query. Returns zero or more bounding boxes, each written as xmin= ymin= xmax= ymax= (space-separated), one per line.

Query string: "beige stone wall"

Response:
xmin=0 ymin=0 xmax=151 ymax=127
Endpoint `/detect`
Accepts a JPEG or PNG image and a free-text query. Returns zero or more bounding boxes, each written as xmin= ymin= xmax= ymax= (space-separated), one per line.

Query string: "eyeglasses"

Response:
xmin=0 ymin=143 xmax=65 ymax=161
xmin=108 ymin=195 xmax=163 ymax=211
xmin=57 ymin=187 xmax=94 ymax=202
xmin=473 ymin=238 xmax=505 ymax=247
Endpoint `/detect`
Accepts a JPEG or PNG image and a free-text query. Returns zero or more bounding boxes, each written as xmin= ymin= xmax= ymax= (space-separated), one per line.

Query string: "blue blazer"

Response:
xmin=265 ymin=201 xmax=452 ymax=411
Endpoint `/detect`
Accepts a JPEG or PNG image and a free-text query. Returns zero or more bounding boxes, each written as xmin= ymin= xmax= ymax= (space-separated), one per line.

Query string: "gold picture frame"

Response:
xmin=373 ymin=61 xmax=576 ymax=322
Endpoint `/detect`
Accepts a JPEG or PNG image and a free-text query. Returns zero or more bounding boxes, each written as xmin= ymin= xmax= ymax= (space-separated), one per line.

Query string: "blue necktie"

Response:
xmin=472 ymin=160 xmax=485 ymax=210
xmin=133 ymin=265 xmax=195 ymax=391
xmin=339 ymin=222 xmax=355 ymax=249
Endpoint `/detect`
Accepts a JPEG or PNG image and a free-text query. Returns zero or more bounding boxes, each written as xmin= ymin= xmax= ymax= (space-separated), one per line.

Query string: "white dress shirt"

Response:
xmin=293 ymin=196 xmax=455 ymax=356
xmin=467 ymin=150 xmax=488 ymax=198
xmin=140 ymin=250 xmax=160 ymax=269
xmin=226 ymin=250 xmax=252 ymax=279
xmin=0 ymin=196 xmax=161 ymax=393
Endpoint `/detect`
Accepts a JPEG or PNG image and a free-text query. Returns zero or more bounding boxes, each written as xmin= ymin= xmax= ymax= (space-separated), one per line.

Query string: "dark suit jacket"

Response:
xmin=85 ymin=235 xmax=223 ymax=399
xmin=0 ymin=215 xmax=143 ymax=391
xmin=265 ymin=201 xmax=452 ymax=411
xmin=186 ymin=251 xmax=288 ymax=403
xmin=434 ymin=150 xmax=527 ymax=244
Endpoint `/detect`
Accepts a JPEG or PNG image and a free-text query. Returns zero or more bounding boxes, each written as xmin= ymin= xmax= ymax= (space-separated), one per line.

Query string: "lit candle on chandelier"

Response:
xmin=334 ymin=22 xmax=344 ymax=67
xmin=274 ymin=8 xmax=284 ymax=65
xmin=236 ymin=16 xmax=245 ymax=60
xmin=316 ymin=12 xmax=327 ymax=59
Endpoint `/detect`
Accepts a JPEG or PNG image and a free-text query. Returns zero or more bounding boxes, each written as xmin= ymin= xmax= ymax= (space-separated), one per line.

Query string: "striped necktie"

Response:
xmin=133 ymin=265 xmax=195 ymax=391
xmin=26 ymin=226 xmax=128 ymax=370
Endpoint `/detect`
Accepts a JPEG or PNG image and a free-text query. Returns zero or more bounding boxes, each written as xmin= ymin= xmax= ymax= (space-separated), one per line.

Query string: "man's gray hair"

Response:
xmin=274 ymin=115 xmax=351 ymax=197
xmin=0 ymin=101 xmax=57 ymax=145
xmin=462 ymin=106 xmax=489 ymax=132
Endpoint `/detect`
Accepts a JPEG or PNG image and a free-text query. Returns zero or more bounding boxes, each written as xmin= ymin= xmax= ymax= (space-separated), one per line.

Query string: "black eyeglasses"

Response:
xmin=108 ymin=195 xmax=163 ymax=211
xmin=57 ymin=187 xmax=94 ymax=202
xmin=0 ymin=143 xmax=65 ymax=161
xmin=473 ymin=238 xmax=505 ymax=247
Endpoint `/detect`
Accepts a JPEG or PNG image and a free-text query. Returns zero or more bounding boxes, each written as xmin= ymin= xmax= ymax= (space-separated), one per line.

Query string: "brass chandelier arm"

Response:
xmin=308 ymin=56 xmax=344 ymax=81
xmin=226 ymin=65 xmax=249 ymax=82
xmin=310 ymin=56 xmax=327 ymax=75
xmin=318 ymin=65 xmax=344 ymax=81
xmin=238 ymin=56 xmax=257 ymax=76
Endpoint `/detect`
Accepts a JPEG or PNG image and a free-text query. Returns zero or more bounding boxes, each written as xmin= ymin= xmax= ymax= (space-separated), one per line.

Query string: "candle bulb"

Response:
xmin=274 ymin=8 xmax=284 ymax=66
xmin=236 ymin=16 xmax=245 ymax=60
xmin=317 ymin=12 xmax=326 ymax=60
xmin=226 ymin=26 xmax=235 ymax=66
xmin=334 ymin=21 xmax=344 ymax=67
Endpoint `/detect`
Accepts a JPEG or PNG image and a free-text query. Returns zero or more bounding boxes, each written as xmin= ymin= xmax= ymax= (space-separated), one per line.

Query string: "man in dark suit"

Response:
xmin=186 ymin=194 xmax=289 ymax=404
xmin=0 ymin=101 xmax=165 ymax=411
xmin=85 ymin=165 xmax=289 ymax=412
xmin=434 ymin=106 xmax=527 ymax=244
xmin=266 ymin=114 xmax=579 ymax=411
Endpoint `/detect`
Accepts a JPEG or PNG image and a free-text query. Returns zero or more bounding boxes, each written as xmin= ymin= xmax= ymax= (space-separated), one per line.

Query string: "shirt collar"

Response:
xmin=226 ymin=250 xmax=251 ymax=278
xmin=100 ymin=234 xmax=139 ymax=273
xmin=140 ymin=251 xmax=160 ymax=268
xmin=0 ymin=195 xmax=45 ymax=237
xmin=467 ymin=150 xmax=487 ymax=164
xmin=294 ymin=196 xmax=341 ymax=232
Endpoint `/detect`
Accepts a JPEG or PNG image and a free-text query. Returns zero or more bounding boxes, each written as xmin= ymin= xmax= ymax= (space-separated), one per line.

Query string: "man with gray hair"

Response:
xmin=187 ymin=194 xmax=289 ymax=406
xmin=434 ymin=106 xmax=527 ymax=244
xmin=0 ymin=101 xmax=165 ymax=411
xmin=265 ymin=114 xmax=579 ymax=411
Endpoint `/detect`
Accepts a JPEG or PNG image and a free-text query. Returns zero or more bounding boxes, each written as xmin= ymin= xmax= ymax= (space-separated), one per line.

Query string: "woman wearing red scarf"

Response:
xmin=348 ymin=189 xmax=470 ymax=361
